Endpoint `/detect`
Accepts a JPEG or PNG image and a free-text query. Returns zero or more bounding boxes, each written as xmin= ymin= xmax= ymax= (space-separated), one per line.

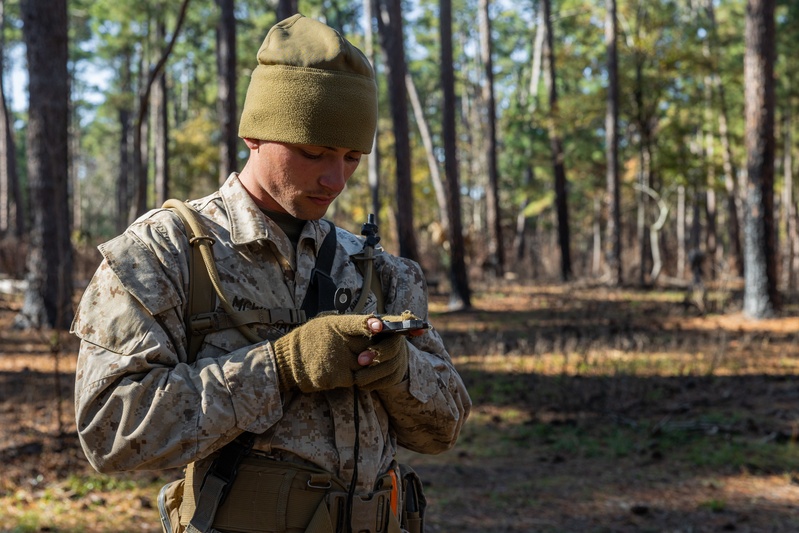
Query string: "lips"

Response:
xmin=308 ymin=195 xmax=336 ymax=206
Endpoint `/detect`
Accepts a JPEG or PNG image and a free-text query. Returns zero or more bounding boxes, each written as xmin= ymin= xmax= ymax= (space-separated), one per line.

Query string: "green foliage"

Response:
xmin=2 ymin=0 xmax=786 ymax=278
xmin=171 ymin=110 xmax=221 ymax=199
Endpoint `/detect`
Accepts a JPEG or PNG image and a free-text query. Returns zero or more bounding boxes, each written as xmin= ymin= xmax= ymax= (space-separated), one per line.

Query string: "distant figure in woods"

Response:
xmin=71 ymin=14 xmax=470 ymax=533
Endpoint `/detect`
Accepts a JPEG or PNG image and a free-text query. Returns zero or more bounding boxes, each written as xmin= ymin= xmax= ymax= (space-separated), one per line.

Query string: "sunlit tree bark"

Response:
xmin=743 ymin=0 xmax=778 ymax=318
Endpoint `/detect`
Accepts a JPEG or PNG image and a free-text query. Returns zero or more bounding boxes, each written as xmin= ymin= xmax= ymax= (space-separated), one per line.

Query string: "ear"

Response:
xmin=243 ymin=138 xmax=262 ymax=151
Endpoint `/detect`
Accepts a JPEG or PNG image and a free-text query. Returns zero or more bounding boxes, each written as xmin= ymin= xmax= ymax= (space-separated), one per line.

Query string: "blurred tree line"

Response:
xmin=0 ymin=0 xmax=791 ymax=327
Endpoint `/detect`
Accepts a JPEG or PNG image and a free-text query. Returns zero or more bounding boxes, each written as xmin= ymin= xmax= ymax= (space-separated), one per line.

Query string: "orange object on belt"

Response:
xmin=388 ymin=468 xmax=399 ymax=516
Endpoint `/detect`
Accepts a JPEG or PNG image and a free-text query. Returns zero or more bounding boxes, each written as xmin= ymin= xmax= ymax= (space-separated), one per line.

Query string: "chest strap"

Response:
xmin=190 ymin=308 xmax=307 ymax=336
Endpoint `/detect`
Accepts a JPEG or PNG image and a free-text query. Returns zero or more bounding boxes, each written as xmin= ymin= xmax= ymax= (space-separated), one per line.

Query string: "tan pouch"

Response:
xmin=181 ymin=455 xmax=348 ymax=533
xmin=158 ymin=478 xmax=186 ymax=533
xmin=399 ymin=464 xmax=427 ymax=533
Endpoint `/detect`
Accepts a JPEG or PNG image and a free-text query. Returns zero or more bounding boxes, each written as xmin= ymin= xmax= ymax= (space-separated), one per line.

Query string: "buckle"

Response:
xmin=349 ymin=491 xmax=391 ymax=533
xmin=190 ymin=312 xmax=219 ymax=335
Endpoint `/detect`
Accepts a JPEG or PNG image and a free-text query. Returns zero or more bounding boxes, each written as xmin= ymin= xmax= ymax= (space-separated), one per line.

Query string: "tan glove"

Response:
xmin=273 ymin=314 xmax=373 ymax=392
xmin=354 ymin=311 xmax=418 ymax=390
xmin=273 ymin=312 xmax=420 ymax=392
xmin=354 ymin=333 xmax=409 ymax=390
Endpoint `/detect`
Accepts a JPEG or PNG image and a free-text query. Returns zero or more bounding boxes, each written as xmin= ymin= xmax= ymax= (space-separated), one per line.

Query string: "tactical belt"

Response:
xmin=180 ymin=454 xmax=401 ymax=533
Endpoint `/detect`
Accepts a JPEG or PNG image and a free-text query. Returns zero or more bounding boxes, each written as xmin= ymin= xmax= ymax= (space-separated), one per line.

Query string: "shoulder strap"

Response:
xmin=162 ymin=199 xmax=262 ymax=363
xmin=163 ymin=199 xmax=218 ymax=364
xmin=300 ymin=221 xmax=339 ymax=317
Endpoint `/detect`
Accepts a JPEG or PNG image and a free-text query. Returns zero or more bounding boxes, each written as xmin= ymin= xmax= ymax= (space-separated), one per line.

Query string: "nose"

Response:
xmin=318 ymin=158 xmax=348 ymax=193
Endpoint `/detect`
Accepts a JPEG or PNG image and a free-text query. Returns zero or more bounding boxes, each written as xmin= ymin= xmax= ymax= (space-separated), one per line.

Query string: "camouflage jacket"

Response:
xmin=72 ymin=174 xmax=471 ymax=491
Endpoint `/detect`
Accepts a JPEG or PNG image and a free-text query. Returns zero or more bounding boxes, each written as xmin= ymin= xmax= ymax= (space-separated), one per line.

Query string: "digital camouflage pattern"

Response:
xmin=72 ymin=174 xmax=471 ymax=492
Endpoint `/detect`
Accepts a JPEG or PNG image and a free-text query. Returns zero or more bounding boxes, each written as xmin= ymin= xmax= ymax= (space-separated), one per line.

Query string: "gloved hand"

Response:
xmin=273 ymin=314 xmax=373 ymax=392
xmin=354 ymin=333 xmax=409 ymax=390
xmin=272 ymin=312 xmax=420 ymax=393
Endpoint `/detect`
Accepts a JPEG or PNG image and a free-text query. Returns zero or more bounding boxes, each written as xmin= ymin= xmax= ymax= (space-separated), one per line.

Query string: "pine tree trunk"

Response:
xmin=216 ymin=0 xmax=237 ymax=185
xmin=478 ymin=0 xmax=504 ymax=276
xmin=17 ymin=0 xmax=73 ymax=329
xmin=277 ymin=0 xmax=298 ymax=22
xmin=406 ymin=73 xmax=449 ymax=233
xmin=781 ymin=107 xmax=794 ymax=291
xmin=440 ymin=0 xmax=471 ymax=310
xmin=153 ymin=16 xmax=169 ymax=206
xmin=705 ymin=0 xmax=744 ymax=278
xmin=604 ymin=0 xmax=621 ymax=285
xmin=131 ymin=0 xmax=190 ymax=221
xmin=542 ymin=0 xmax=571 ymax=281
xmin=377 ymin=0 xmax=419 ymax=262
xmin=743 ymin=0 xmax=778 ymax=317
xmin=362 ymin=0 xmax=380 ymax=218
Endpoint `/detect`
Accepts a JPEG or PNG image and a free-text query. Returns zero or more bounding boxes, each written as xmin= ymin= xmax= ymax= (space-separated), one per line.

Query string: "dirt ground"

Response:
xmin=2 ymin=283 xmax=799 ymax=532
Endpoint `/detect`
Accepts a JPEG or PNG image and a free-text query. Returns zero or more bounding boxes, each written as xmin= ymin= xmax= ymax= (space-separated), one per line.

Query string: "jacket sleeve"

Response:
xmin=373 ymin=256 xmax=471 ymax=454
xmin=72 ymin=213 xmax=283 ymax=473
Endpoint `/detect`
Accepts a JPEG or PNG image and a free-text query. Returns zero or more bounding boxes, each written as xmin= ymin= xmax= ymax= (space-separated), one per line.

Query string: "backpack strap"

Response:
xmin=163 ymin=199 xmax=220 ymax=364
xmin=164 ymin=199 xmax=262 ymax=363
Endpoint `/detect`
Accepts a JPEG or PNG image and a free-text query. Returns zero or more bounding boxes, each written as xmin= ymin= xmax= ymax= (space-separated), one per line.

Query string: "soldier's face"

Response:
xmin=242 ymin=140 xmax=363 ymax=220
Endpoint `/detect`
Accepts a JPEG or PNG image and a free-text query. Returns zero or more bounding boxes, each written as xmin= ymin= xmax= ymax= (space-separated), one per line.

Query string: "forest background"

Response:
xmin=2 ymin=0 xmax=799 ymax=531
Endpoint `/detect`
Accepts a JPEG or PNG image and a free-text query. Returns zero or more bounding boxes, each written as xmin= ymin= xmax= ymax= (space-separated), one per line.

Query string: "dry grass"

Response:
xmin=3 ymin=283 xmax=799 ymax=532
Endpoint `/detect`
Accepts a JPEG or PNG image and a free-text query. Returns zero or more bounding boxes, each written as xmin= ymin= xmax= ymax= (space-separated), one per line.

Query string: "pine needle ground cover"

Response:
xmin=2 ymin=284 xmax=799 ymax=532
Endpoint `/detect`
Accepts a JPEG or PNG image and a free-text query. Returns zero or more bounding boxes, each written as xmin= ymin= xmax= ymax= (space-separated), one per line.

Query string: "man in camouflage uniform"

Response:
xmin=72 ymin=13 xmax=470 ymax=533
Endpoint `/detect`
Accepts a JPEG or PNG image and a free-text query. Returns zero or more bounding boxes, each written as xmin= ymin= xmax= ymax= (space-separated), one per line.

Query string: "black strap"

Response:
xmin=300 ymin=221 xmax=339 ymax=317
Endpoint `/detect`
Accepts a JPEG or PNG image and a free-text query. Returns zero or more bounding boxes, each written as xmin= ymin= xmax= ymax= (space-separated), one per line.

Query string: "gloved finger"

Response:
xmin=368 ymin=335 xmax=406 ymax=362
xmin=354 ymin=355 xmax=403 ymax=389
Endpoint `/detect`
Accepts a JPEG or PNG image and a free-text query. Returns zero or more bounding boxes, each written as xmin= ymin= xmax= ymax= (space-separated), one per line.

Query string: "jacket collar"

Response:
xmin=219 ymin=173 xmax=329 ymax=253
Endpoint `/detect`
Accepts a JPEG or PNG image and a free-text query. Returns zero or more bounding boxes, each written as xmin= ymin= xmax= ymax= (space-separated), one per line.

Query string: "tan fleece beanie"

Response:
xmin=238 ymin=13 xmax=377 ymax=154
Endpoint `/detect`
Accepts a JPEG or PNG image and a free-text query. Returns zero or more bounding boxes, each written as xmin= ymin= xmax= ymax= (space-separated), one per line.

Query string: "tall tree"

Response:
xmin=743 ymin=0 xmax=778 ymax=318
xmin=130 ymin=0 xmax=190 ymax=221
xmin=705 ymin=0 xmax=743 ymax=278
xmin=604 ymin=0 xmax=621 ymax=285
xmin=406 ymin=72 xmax=449 ymax=233
xmin=542 ymin=0 xmax=572 ymax=280
xmin=377 ymin=0 xmax=419 ymax=262
xmin=153 ymin=13 xmax=170 ymax=206
xmin=216 ymin=0 xmax=237 ymax=185
xmin=478 ymin=0 xmax=504 ymax=276
xmin=0 ymin=0 xmax=22 ymax=239
xmin=277 ymin=0 xmax=298 ymax=22
xmin=116 ymin=43 xmax=134 ymax=233
xmin=362 ymin=0 xmax=381 ymax=219
xmin=441 ymin=0 xmax=471 ymax=310
xmin=16 ymin=0 xmax=73 ymax=329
